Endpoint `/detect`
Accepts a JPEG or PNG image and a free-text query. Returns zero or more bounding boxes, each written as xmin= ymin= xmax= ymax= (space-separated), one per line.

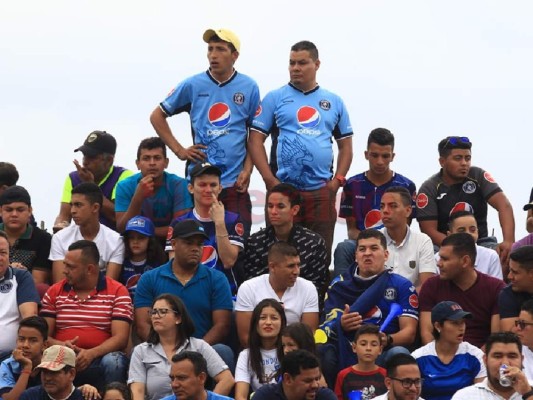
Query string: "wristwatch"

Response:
xmin=522 ymin=389 xmax=533 ymax=400
xmin=334 ymin=174 xmax=347 ymax=186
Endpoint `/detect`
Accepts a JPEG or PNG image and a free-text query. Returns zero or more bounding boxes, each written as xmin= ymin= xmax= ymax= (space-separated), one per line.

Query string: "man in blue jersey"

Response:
xmin=150 ymin=28 xmax=260 ymax=238
xmin=249 ymin=40 xmax=353 ymax=262
xmin=334 ymin=128 xmax=417 ymax=274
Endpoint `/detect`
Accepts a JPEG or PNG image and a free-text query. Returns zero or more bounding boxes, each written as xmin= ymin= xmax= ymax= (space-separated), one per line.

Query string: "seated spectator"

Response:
xmin=514 ymin=299 xmax=533 ymax=381
xmin=0 ymin=230 xmax=39 ymax=362
xmin=0 ymin=162 xmax=19 ymax=196
xmin=134 ymin=219 xmax=234 ymax=370
xmin=19 ymin=345 xmax=83 ymax=400
xmin=499 ymin=245 xmax=533 ymax=331
xmin=436 ymin=210 xmax=503 ymax=279
xmin=319 ymin=229 xmax=418 ymax=388
xmin=419 ymin=233 xmax=505 ymax=348
xmin=128 ymin=294 xmax=233 ymax=400
xmin=0 ymin=186 xmax=52 ymax=285
xmin=241 ymin=183 xmax=328 ymax=296
xmin=412 ymin=301 xmax=485 ymax=400
xmin=335 ymin=324 xmax=387 ymax=400
xmin=252 ymin=349 xmax=336 ymax=400
xmin=235 ymin=242 xmax=319 ymax=348
xmin=373 ymin=354 xmax=423 ymax=400
xmin=49 ymin=182 xmax=124 ymax=282
xmin=102 ymin=382 xmax=130 ymax=400
xmin=119 ymin=216 xmax=167 ymax=300
xmin=512 ymin=232 xmax=533 ymax=251
xmin=451 ymin=332 xmax=533 ymax=400
xmin=41 ymin=240 xmax=132 ymax=390
xmin=166 ymin=162 xmax=245 ymax=294
xmin=524 ymin=189 xmax=533 ymax=234
xmin=162 ymin=351 xmax=234 ymax=400
xmin=115 ymin=137 xmax=192 ymax=243
xmin=235 ymin=299 xmax=286 ymax=400
xmin=53 ymin=131 xmax=133 ymax=232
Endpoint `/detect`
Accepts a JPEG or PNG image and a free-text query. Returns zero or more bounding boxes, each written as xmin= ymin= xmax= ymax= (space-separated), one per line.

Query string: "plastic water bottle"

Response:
xmin=499 ymin=364 xmax=512 ymax=387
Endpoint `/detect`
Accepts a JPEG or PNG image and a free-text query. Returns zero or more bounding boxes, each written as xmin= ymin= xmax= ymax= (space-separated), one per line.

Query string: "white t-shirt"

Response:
xmin=235 ymin=347 xmax=279 ymax=391
xmin=523 ymin=346 xmax=533 ymax=381
xmin=235 ymin=274 xmax=318 ymax=325
xmin=435 ymin=244 xmax=503 ymax=280
xmin=49 ymin=224 xmax=124 ymax=271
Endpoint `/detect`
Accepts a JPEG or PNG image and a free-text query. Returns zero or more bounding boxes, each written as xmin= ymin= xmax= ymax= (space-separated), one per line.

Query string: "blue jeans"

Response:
xmin=74 ymin=351 xmax=129 ymax=391
xmin=333 ymin=239 xmax=356 ymax=277
xmin=212 ymin=343 xmax=235 ymax=376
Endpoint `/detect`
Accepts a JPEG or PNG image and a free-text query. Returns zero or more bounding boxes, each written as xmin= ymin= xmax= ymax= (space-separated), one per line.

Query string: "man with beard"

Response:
xmin=374 ymin=354 xmax=424 ymax=400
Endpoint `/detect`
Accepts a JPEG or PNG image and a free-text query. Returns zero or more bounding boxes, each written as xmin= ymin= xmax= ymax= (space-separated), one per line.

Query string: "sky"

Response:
xmin=1 ymin=0 xmax=532 ymax=246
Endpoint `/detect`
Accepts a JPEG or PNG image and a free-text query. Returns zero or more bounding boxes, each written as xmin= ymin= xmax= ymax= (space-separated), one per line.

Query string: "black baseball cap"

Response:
xmin=0 ymin=185 xmax=31 ymax=206
xmin=74 ymin=131 xmax=117 ymax=156
xmin=524 ymin=202 xmax=533 ymax=211
xmin=171 ymin=219 xmax=209 ymax=240
xmin=431 ymin=301 xmax=472 ymax=324
xmin=190 ymin=162 xmax=222 ymax=179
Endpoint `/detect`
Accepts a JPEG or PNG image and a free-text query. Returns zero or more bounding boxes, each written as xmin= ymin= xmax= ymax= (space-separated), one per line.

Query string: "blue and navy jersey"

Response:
xmin=119 ymin=259 xmax=157 ymax=300
xmin=339 ymin=172 xmax=417 ymax=231
xmin=412 ymin=341 xmax=485 ymax=400
xmin=251 ymin=83 xmax=353 ymax=190
xmin=160 ymin=70 xmax=260 ymax=187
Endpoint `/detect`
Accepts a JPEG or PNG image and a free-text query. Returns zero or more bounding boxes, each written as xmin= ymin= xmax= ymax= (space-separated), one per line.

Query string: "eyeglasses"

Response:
xmin=389 ymin=377 xmax=424 ymax=389
xmin=148 ymin=308 xmax=179 ymax=317
xmin=515 ymin=320 xmax=533 ymax=330
xmin=442 ymin=136 xmax=470 ymax=150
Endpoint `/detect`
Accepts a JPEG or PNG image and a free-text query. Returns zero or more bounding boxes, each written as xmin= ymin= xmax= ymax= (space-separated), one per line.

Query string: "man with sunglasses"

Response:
xmin=416 ymin=136 xmax=515 ymax=266
xmin=514 ymin=299 xmax=533 ymax=381
xmin=373 ymin=353 xmax=424 ymax=400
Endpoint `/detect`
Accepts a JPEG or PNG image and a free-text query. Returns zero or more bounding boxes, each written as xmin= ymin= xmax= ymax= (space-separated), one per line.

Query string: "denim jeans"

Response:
xmin=74 ymin=351 xmax=129 ymax=391
xmin=333 ymin=239 xmax=356 ymax=277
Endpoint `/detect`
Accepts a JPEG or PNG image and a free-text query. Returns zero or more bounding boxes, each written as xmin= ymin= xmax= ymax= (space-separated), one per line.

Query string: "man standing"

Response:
xmin=452 ymin=332 xmax=533 ymax=400
xmin=373 ymin=354 xmax=424 ymax=400
xmin=249 ymin=40 xmax=353 ymax=261
xmin=41 ymin=240 xmax=132 ymax=390
xmin=54 ymin=131 xmax=132 ymax=232
xmin=235 ymin=242 xmax=319 ymax=348
xmin=0 ymin=186 xmax=52 ymax=284
xmin=162 ymin=351 xmax=233 ymax=400
xmin=240 ymin=183 xmax=328 ymax=294
xmin=419 ymin=233 xmax=505 ymax=348
xmin=150 ymin=28 xmax=260 ymax=238
xmin=253 ymin=350 xmax=336 ymax=400
xmin=115 ymin=137 xmax=192 ymax=242
xmin=0 ymin=230 xmax=39 ymax=362
xmin=416 ymin=136 xmax=515 ymax=265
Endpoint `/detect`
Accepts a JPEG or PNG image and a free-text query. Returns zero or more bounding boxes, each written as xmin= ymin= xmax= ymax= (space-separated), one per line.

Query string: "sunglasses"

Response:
xmin=389 ymin=377 xmax=424 ymax=389
xmin=515 ymin=320 xmax=533 ymax=330
xmin=148 ymin=308 xmax=179 ymax=317
xmin=442 ymin=136 xmax=470 ymax=150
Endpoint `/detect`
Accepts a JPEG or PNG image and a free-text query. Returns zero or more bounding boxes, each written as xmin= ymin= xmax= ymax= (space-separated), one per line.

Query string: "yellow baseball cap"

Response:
xmin=203 ymin=28 xmax=240 ymax=52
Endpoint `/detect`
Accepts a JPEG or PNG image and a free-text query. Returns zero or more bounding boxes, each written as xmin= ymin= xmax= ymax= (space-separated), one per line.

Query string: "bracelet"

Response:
xmin=216 ymin=234 xmax=229 ymax=238
xmin=21 ymin=370 xmax=31 ymax=375
xmin=523 ymin=390 xmax=533 ymax=400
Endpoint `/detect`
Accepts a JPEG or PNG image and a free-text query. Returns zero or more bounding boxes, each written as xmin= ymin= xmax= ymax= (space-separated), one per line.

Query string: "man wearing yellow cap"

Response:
xmin=150 ymin=28 xmax=260 ymax=238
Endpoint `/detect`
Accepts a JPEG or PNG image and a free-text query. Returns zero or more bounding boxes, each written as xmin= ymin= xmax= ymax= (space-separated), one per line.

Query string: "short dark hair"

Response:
xmin=136 ymin=137 xmax=167 ymax=160
xmin=209 ymin=34 xmax=238 ymax=53
xmin=19 ymin=316 xmax=49 ymax=340
xmin=68 ymin=240 xmax=100 ymax=265
xmin=357 ymin=229 xmax=387 ymax=249
xmin=368 ymin=128 xmax=394 ymax=149
xmin=385 ymin=353 xmax=418 ymax=377
xmin=354 ymin=324 xmax=381 ymax=342
xmin=268 ymin=242 xmax=299 ymax=263
xmin=0 ymin=230 xmax=7 ymax=242
xmin=448 ymin=210 xmax=476 ymax=230
xmin=485 ymin=331 xmax=522 ymax=356
xmin=281 ymin=323 xmax=316 ymax=354
xmin=383 ymin=186 xmax=412 ymax=207
xmin=441 ymin=233 xmax=477 ymax=265
xmin=521 ymin=299 xmax=533 ymax=316
xmin=438 ymin=136 xmax=472 ymax=157
xmin=147 ymin=294 xmax=195 ymax=348
xmin=171 ymin=351 xmax=208 ymax=376
xmin=510 ymin=245 xmax=533 ymax=271
xmin=102 ymin=382 xmax=131 ymax=400
xmin=290 ymin=41 xmax=319 ymax=60
xmin=281 ymin=349 xmax=319 ymax=378
xmin=71 ymin=182 xmax=103 ymax=207
xmin=0 ymin=162 xmax=19 ymax=186
xmin=267 ymin=183 xmax=302 ymax=207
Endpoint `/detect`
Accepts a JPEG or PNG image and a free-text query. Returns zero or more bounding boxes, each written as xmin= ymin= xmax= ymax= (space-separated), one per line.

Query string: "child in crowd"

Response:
xmin=334 ymin=324 xmax=387 ymax=400
xmin=102 ymin=382 xmax=131 ymax=400
xmin=120 ymin=215 xmax=167 ymax=299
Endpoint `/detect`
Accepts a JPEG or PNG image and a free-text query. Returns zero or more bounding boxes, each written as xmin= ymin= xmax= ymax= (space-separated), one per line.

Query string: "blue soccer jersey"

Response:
xmin=339 ymin=171 xmax=417 ymax=231
xmin=251 ymin=83 xmax=353 ymax=190
xmin=160 ymin=70 xmax=260 ymax=187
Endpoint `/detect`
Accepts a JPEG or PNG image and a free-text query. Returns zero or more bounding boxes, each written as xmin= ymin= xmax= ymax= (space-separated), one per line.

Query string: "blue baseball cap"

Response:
xmin=431 ymin=301 xmax=472 ymax=324
xmin=124 ymin=216 xmax=155 ymax=237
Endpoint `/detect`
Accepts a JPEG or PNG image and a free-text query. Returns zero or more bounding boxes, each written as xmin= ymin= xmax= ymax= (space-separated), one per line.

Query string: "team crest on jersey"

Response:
xmin=409 ymin=261 xmax=416 ymax=269
xmin=319 ymin=100 xmax=331 ymax=111
xmin=208 ymin=103 xmax=231 ymax=128
xmin=384 ymin=287 xmax=397 ymax=301
xmin=296 ymin=106 xmax=321 ymax=128
xmin=235 ymin=222 xmax=244 ymax=237
xmin=233 ymin=92 xmax=244 ymax=105
xmin=484 ymin=171 xmax=496 ymax=183
xmin=416 ymin=193 xmax=429 ymax=209
xmin=0 ymin=280 xmax=13 ymax=293
xmin=462 ymin=181 xmax=476 ymax=194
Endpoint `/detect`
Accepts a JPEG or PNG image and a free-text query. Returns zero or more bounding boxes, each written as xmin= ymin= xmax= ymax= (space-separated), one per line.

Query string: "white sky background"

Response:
xmin=1 ymin=0 xmax=532 ymax=246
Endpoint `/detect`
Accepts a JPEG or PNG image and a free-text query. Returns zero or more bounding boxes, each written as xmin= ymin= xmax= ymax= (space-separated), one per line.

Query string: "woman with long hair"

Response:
xmin=128 ymin=294 xmax=234 ymax=400
xmin=235 ymin=299 xmax=287 ymax=400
